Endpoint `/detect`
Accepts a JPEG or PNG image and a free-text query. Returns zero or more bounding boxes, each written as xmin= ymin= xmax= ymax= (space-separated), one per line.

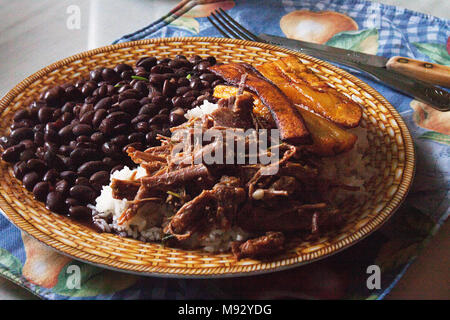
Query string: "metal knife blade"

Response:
xmin=258 ymin=33 xmax=450 ymax=111
xmin=260 ymin=33 xmax=389 ymax=67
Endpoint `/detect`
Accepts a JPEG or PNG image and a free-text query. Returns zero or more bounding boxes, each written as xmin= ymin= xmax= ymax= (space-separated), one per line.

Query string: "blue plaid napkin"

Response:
xmin=1 ymin=0 xmax=449 ymax=300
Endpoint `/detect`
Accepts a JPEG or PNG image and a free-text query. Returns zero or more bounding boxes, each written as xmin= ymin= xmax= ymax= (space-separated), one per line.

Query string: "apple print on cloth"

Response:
xmin=1 ymin=0 xmax=449 ymax=300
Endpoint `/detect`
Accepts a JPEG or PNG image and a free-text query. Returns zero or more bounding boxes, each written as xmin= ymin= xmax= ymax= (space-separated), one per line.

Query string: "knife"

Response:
xmin=259 ymin=33 xmax=450 ymax=111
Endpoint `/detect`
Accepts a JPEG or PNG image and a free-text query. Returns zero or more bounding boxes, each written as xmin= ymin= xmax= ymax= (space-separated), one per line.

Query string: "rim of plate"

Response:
xmin=0 ymin=37 xmax=415 ymax=278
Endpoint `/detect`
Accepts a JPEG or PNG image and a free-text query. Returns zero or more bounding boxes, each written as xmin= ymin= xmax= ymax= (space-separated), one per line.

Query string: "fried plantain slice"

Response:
xmin=209 ymin=63 xmax=311 ymax=145
xmin=256 ymin=56 xmax=362 ymax=128
xmin=213 ymin=85 xmax=357 ymax=156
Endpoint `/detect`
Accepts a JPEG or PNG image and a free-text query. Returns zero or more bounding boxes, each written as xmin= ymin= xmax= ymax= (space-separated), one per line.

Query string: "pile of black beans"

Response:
xmin=0 ymin=54 xmax=222 ymax=224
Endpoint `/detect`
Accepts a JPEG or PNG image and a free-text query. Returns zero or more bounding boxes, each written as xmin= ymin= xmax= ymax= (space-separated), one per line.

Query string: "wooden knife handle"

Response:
xmin=386 ymin=56 xmax=450 ymax=88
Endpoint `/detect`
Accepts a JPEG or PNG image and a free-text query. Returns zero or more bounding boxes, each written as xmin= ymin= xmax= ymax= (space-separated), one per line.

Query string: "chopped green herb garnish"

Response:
xmin=131 ymin=75 xmax=149 ymax=81
xmin=167 ymin=190 xmax=181 ymax=198
xmin=114 ymin=83 xmax=123 ymax=88
xmin=186 ymin=74 xmax=192 ymax=80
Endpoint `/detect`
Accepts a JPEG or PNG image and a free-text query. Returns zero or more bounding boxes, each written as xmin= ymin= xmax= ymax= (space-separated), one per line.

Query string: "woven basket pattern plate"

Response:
xmin=0 ymin=38 xmax=415 ymax=277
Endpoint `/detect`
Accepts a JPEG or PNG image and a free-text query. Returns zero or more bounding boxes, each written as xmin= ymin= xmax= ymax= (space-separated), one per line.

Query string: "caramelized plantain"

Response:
xmin=209 ymin=63 xmax=311 ymax=145
xmin=213 ymin=85 xmax=357 ymax=156
xmin=256 ymin=56 xmax=362 ymax=128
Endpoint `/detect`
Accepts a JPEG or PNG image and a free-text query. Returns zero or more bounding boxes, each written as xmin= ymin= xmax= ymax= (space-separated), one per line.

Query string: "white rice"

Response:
xmin=320 ymin=125 xmax=375 ymax=204
xmin=185 ymin=100 xmax=219 ymax=119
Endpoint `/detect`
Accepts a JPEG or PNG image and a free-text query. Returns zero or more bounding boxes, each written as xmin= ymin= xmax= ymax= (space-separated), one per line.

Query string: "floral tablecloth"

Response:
xmin=0 ymin=0 xmax=448 ymax=300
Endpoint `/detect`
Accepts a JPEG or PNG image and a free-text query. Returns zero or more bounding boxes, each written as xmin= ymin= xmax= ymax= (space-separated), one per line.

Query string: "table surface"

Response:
xmin=0 ymin=0 xmax=448 ymax=300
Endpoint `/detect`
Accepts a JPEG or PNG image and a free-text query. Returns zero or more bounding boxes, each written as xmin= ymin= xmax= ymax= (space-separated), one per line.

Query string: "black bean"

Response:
xmin=133 ymin=81 xmax=149 ymax=96
xmin=176 ymin=86 xmax=190 ymax=96
xmin=65 ymin=85 xmax=83 ymax=102
xmin=2 ymin=144 xmax=25 ymax=162
xmin=61 ymin=112 xmax=74 ymax=124
xmin=94 ymin=97 xmax=113 ymax=111
xmin=152 ymin=95 xmax=165 ymax=107
xmin=145 ymin=131 xmax=157 ymax=144
xmin=84 ymin=94 xmax=99 ymax=104
xmin=149 ymin=73 xmax=166 ymax=85
xmin=46 ymin=191 xmax=65 ymax=213
xmin=44 ymin=128 xmax=60 ymax=144
xmin=61 ymin=102 xmax=75 ymax=114
xmin=65 ymin=198 xmax=80 ymax=207
xmin=102 ymin=157 xmax=119 ymax=168
xmin=98 ymin=118 xmax=114 ymax=135
xmin=89 ymin=171 xmax=110 ymax=186
xmin=135 ymin=121 xmax=149 ymax=133
xmin=128 ymin=132 xmax=145 ymax=143
xmin=13 ymin=161 xmax=29 ymax=180
xmin=13 ymin=119 xmax=36 ymax=131
xmin=138 ymin=104 xmax=159 ymax=117
xmin=60 ymin=171 xmax=77 ymax=184
xmin=101 ymin=141 xmax=120 ymax=157
xmin=58 ymin=124 xmax=74 ymax=140
xmin=77 ymin=161 xmax=107 ymax=177
xmin=118 ymin=89 xmax=141 ymax=102
xmin=120 ymin=70 xmax=133 ymax=81
xmin=110 ymin=135 xmax=128 ymax=147
xmin=34 ymin=131 xmax=45 ymax=147
xmin=37 ymin=107 xmax=55 ymax=124
xmin=43 ymin=169 xmax=59 ymax=183
xmin=92 ymin=109 xmax=108 ymax=128
xmin=105 ymin=111 xmax=132 ymax=124
xmin=196 ymin=61 xmax=211 ymax=72
xmin=169 ymin=113 xmax=185 ymax=126
xmin=149 ymin=114 xmax=169 ymax=126
xmin=178 ymin=77 xmax=190 ymax=87
xmin=19 ymin=149 xmax=35 ymax=162
xmin=79 ymin=104 xmax=94 ymax=117
xmin=162 ymin=79 xmax=176 ymax=97
xmin=69 ymin=205 xmax=92 ymax=219
xmin=131 ymin=114 xmax=151 ymax=125
xmin=80 ymin=110 xmax=95 ymax=124
xmin=43 ymin=150 xmax=64 ymax=169
xmin=184 ymin=96 xmax=196 ymax=107
xmin=69 ymin=148 xmax=98 ymax=164
xmin=13 ymin=109 xmax=30 ymax=122
xmin=188 ymin=55 xmax=202 ymax=64
xmin=26 ymin=158 xmax=47 ymax=173
xmin=90 ymin=132 xmax=105 ymax=145
xmin=136 ymin=57 xmax=157 ymax=71
xmin=44 ymin=86 xmax=65 ymax=108
xmin=19 ymin=139 xmax=35 ymax=150
xmin=69 ymin=185 xmax=96 ymax=203
xmin=33 ymin=181 xmax=51 ymax=201
xmin=189 ymin=78 xmax=202 ymax=90
xmin=90 ymin=68 xmax=103 ymax=82
xmin=55 ymin=179 xmax=71 ymax=195
xmin=81 ymin=81 xmax=97 ymax=97
xmin=23 ymin=172 xmax=40 ymax=191
xmin=114 ymin=63 xmax=133 ymax=74
xmin=119 ymin=99 xmax=140 ymax=114
xmin=72 ymin=124 xmax=93 ymax=136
